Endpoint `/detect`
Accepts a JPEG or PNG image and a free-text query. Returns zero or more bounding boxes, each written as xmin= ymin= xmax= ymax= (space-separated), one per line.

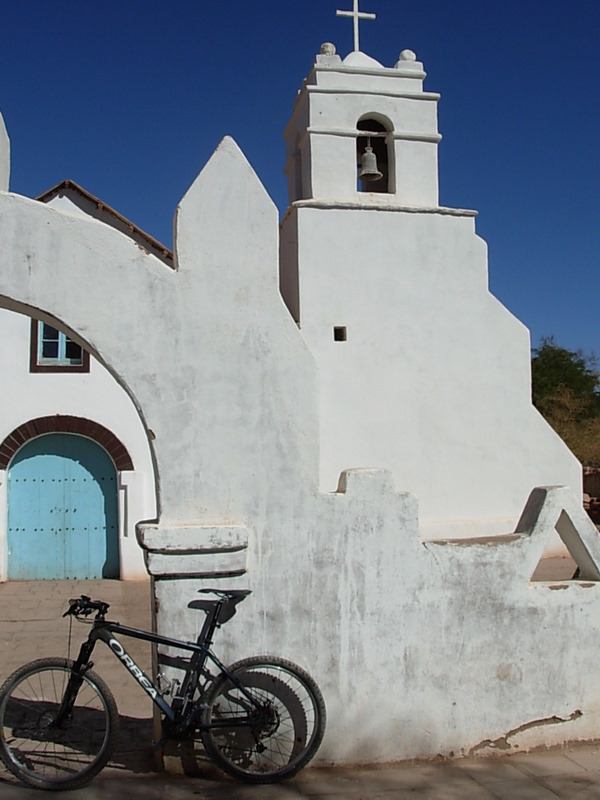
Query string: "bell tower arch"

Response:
xmin=356 ymin=116 xmax=393 ymax=193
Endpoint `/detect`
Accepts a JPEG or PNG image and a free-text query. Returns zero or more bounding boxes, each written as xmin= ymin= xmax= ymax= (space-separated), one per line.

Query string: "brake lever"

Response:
xmin=63 ymin=596 xmax=92 ymax=618
xmin=63 ymin=600 xmax=79 ymax=618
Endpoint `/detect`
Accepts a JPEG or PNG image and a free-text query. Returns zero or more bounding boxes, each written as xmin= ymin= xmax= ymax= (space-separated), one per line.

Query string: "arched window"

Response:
xmin=356 ymin=117 xmax=393 ymax=194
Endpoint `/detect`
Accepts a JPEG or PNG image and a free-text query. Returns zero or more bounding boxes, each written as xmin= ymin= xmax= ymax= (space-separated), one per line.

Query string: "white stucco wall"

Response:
xmin=0 ymin=112 xmax=9 ymax=193
xmin=149 ymin=480 xmax=600 ymax=763
xmin=0 ymin=136 xmax=318 ymax=532
xmin=0 ymin=44 xmax=595 ymax=767
xmin=281 ymin=204 xmax=580 ymax=540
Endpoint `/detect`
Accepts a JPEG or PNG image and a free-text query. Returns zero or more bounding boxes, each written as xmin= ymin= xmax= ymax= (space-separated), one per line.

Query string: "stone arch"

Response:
xmin=0 ymin=298 xmax=159 ymax=517
xmin=0 ymin=415 xmax=134 ymax=471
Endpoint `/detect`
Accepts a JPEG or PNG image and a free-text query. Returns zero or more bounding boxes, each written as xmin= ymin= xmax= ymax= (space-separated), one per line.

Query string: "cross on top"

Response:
xmin=336 ymin=0 xmax=376 ymax=53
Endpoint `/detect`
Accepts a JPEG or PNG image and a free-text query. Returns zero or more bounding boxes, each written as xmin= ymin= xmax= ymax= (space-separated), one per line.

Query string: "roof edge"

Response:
xmin=36 ymin=179 xmax=174 ymax=268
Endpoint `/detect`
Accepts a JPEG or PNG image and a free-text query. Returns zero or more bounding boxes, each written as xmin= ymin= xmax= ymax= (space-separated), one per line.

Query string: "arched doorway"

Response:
xmin=7 ymin=434 xmax=119 ymax=579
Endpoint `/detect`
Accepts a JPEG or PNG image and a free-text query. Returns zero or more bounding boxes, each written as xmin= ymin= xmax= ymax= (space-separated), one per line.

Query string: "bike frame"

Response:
xmin=64 ymin=601 xmax=264 ymax=734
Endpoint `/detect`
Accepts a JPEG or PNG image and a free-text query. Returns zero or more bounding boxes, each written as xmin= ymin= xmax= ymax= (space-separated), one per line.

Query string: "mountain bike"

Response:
xmin=0 ymin=589 xmax=326 ymax=791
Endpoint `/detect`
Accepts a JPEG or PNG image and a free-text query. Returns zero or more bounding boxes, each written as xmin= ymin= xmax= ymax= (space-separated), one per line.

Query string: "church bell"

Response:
xmin=359 ymin=139 xmax=383 ymax=183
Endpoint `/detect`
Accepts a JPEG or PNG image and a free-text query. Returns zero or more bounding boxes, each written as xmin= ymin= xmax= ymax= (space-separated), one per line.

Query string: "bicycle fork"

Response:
xmin=54 ymin=638 xmax=97 ymax=727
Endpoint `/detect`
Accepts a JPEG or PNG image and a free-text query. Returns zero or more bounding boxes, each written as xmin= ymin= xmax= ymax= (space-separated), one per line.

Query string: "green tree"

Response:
xmin=531 ymin=337 xmax=600 ymax=467
xmin=532 ymin=337 xmax=599 ymax=413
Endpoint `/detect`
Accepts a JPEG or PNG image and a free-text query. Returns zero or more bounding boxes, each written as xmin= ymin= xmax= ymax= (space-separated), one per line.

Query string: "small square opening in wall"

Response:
xmin=333 ymin=326 xmax=347 ymax=342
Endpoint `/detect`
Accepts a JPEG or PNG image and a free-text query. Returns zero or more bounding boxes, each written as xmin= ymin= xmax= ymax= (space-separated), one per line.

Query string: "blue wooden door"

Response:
xmin=7 ymin=434 xmax=119 ymax=579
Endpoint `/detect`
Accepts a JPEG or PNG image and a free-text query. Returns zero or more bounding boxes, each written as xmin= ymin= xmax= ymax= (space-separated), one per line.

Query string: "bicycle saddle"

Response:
xmin=196 ymin=589 xmax=252 ymax=599
xmin=188 ymin=589 xmax=251 ymax=624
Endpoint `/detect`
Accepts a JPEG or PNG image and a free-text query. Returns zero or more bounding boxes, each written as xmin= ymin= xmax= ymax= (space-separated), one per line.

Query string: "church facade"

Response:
xmin=0 ymin=31 xmax=598 ymax=764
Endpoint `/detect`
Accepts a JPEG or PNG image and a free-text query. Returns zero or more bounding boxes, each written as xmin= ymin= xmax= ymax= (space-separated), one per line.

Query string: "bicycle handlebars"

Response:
xmin=63 ymin=596 xmax=110 ymax=619
xmin=64 ymin=589 xmax=251 ymax=624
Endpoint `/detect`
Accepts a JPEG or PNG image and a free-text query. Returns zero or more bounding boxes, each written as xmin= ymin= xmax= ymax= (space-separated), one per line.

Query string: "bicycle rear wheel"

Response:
xmin=0 ymin=657 xmax=119 ymax=790
xmin=201 ymin=656 xmax=326 ymax=783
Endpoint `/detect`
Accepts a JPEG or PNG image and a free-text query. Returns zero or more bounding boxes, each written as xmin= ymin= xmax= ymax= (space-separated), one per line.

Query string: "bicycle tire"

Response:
xmin=201 ymin=655 xmax=326 ymax=783
xmin=0 ymin=657 xmax=119 ymax=790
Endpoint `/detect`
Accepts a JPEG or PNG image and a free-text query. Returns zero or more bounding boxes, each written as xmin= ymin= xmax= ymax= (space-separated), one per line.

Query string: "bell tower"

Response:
xmin=282 ymin=43 xmax=441 ymax=208
xmin=278 ymin=27 xmax=580 ymax=542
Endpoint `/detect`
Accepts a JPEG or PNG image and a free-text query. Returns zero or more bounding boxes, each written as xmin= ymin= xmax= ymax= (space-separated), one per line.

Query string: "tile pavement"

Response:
xmin=1 ymin=578 xmax=600 ymax=798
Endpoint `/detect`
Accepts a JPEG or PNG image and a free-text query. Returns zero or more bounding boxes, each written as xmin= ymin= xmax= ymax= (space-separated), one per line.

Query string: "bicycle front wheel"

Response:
xmin=0 ymin=657 xmax=119 ymax=790
xmin=201 ymin=655 xmax=326 ymax=783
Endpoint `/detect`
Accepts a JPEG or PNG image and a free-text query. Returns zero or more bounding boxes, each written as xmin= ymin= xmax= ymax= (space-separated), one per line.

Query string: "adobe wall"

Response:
xmin=284 ymin=204 xmax=581 ymax=540
xmin=1 ymin=132 xmax=599 ymax=763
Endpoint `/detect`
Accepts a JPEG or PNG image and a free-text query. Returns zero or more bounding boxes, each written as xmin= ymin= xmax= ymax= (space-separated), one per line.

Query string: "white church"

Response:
xmin=1 ymin=5 xmax=599 ymax=764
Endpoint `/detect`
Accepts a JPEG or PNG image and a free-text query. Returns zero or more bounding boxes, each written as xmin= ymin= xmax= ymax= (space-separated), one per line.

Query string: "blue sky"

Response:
xmin=1 ymin=1 xmax=598 ymax=360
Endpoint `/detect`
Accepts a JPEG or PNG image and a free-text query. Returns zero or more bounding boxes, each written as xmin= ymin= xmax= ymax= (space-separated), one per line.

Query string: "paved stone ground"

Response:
xmin=0 ymin=579 xmax=154 ymax=714
xmin=1 ymin=575 xmax=600 ymax=798
xmin=2 ymin=744 xmax=600 ymax=799
xmin=0 ymin=579 xmax=157 ymax=776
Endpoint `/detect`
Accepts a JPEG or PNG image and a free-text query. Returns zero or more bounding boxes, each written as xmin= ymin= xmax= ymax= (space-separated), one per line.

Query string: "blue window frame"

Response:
xmin=30 ymin=320 xmax=90 ymax=373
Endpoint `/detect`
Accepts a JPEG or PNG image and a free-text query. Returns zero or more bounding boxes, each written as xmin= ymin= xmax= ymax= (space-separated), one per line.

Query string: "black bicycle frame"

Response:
xmin=64 ymin=604 xmax=265 ymax=732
